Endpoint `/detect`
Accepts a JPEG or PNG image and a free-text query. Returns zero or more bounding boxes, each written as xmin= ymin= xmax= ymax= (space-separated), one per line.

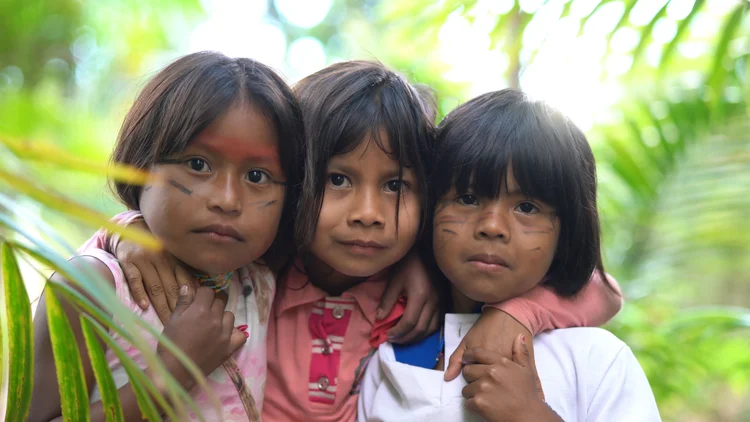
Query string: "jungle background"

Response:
xmin=1 ymin=0 xmax=749 ymax=420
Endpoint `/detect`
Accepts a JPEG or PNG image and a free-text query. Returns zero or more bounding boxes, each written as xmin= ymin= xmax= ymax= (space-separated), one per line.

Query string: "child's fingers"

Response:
xmin=153 ymin=255 xmax=180 ymax=312
xmin=515 ymin=334 xmax=546 ymax=400
xmin=140 ymin=262 xmax=172 ymax=323
xmin=387 ymin=294 xmax=425 ymax=340
xmin=376 ymin=278 xmax=404 ymax=320
xmin=172 ymin=284 xmax=196 ymax=316
xmin=444 ymin=340 xmax=467 ymax=381
xmin=460 ymin=379 xmax=483 ymax=400
xmin=390 ymin=300 xmax=435 ymax=344
xmin=174 ymin=265 xmax=195 ymax=290
xmin=461 ymin=363 xmax=490 ymax=383
xmin=228 ymin=328 xmax=248 ymax=354
xmin=463 ymin=347 xmax=505 ymax=366
xmin=511 ymin=334 xmax=530 ymax=368
xmin=122 ymin=262 xmax=148 ymax=310
xmin=222 ymin=311 xmax=236 ymax=337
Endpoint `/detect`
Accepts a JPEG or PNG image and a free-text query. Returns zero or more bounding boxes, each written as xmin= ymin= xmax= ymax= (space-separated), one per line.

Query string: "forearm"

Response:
xmin=485 ymin=272 xmax=624 ymax=335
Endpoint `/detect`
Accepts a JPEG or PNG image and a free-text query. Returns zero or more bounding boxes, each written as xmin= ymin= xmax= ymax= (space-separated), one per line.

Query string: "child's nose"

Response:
xmin=475 ymin=211 xmax=511 ymax=241
xmin=206 ymin=172 xmax=242 ymax=215
xmin=348 ymin=187 xmax=384 ymax=227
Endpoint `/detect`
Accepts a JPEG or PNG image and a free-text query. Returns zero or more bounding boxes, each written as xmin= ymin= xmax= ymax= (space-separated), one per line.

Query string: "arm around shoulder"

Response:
xmin=485 ymin=271 xmax=624 ymax=335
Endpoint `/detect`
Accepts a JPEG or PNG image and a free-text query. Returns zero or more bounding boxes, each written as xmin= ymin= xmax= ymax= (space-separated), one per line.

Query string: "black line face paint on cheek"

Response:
xmin=259 ymin=200 xmax=278 ymax=208
xmin=168 ymin=179 xmax=193 ymax=196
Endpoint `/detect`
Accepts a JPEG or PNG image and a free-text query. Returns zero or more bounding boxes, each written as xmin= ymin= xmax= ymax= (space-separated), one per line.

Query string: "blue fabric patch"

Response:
xmin=392 ymin=305 xmax=484 ymax=369
xmin=392 ymin=330 xmax=443 ymax=369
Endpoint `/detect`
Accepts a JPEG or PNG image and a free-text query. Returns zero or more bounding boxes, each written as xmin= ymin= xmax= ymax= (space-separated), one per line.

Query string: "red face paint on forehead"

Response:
xmin=192 ymin=134 xmax=281 ymax=164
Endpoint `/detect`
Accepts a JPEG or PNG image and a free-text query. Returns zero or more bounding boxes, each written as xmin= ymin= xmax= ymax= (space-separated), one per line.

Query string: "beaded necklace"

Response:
xmin=194 ymin=271 xmax=234 ymax=293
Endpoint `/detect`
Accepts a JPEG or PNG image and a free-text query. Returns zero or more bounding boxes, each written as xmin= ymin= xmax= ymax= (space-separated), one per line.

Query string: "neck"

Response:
xmin=302 ymin=255 xmax=367 ymax=296
xmin=451 ymin=284 xmax=480 ymax=314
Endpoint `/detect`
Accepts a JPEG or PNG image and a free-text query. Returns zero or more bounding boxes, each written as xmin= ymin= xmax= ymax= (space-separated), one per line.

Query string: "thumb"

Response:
xmin=512 ymin=334 xmax=531 ymax=367
xmin=228 ymin=328 xmax=248 ymax=354
xmin=376 ymin=278 xmax=403 ymax=320
xmin=444 ymin=339 xmax=467 ymax=381
xmin=172 ymin=284 xmax=195 ymax=316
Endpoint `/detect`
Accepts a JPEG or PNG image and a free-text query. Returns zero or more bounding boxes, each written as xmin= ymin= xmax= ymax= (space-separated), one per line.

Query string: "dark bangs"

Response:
xmin=294 ymin=61 xmax=435 ymax=250
xmin=431 ymin=89 xmax=603 ymax=297
xmin=434 ymin=90 xmax=579 ymax=211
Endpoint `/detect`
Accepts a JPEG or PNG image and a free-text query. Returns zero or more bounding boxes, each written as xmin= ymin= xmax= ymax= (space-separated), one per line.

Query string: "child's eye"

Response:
xmin=186 ymin=158 xmax=210 ymax=173
xmin=516 ymin=202 xmax=540 ymax=214
xmin=328 ymin=173 xmax=351 ymax=188
xmin=457 ymin=194 xmax=478 ymax=206
xmin=246 ymin=170 xmax=271 ymax=184
xmin=385 ymin=180 xmax=405 ymax=193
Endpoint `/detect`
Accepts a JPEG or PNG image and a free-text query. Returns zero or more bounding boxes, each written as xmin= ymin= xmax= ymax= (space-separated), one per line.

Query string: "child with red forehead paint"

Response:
xmin=29 ymin=51 xmax=305 ymax=421
xmin=93 ymin=61 xmax=623 ymax=422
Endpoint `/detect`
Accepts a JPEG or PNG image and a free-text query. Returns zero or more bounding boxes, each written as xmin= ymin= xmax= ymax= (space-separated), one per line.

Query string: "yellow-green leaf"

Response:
xmin=0 ymin=243 xmax=33 ymax=421
xmin=0 ymin=136 xmax=150 ymax=185
xmin=86 ymin=316 xmax=175 ymax=422
xmin=0 ymin=168 xmax=160 ymax=250
xmin=45 ymin=287 xmax=90 ymax=421
xmin=80 ymin=317 xmax=125 ymax=422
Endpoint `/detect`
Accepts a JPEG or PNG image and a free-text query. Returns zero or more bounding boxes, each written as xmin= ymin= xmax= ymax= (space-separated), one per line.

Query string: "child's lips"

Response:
xmin=338 ymin=239 xmax=387 ymax=256
xmin=467 ymin=253 xmax=510 ymax=271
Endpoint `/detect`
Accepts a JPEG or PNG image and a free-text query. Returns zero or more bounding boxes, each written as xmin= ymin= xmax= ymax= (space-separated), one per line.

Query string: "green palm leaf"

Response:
xmin=0 ymin=243 xmax=33 ymax=421
xmin=44 ymin=285 xmax=90 ymax=421
xmin=80 ymin=317 xmax=125 ymax=422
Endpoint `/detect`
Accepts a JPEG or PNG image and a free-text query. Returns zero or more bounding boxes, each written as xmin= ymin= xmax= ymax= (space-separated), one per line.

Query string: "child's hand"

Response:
xmin=377 ymin=252 xmax=440 ymax=343
xmin=445 ymin=308 xmax=544 ymax=398
xmin=461 ymin=335 xmax=562 ymax=422
xmin=157 ymin=284 xmax=247 ymax=388
xmin=113 ymin=219 xmax=192 ymax=323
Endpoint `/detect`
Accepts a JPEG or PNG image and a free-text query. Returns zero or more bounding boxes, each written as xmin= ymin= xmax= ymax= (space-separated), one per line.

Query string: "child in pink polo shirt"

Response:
xmin=95 ymin=61 xmax=623 ymax=421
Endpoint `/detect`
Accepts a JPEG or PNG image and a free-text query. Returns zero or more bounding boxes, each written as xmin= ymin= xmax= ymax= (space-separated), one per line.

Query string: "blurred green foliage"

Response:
xmin=1 ymin=0 xmax=749 ymax=420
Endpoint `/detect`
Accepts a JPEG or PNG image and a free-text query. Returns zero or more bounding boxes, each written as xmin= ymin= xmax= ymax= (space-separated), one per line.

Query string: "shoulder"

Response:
xmin=534 ymin=328 xmax=630 ymax=390
xmin=54 ymin=253 xmax=116 ymax=289
xmin=536 ymin=327 xmax=626 ymax=355
xmin=536 ymin=330 xmax=661 ymax=421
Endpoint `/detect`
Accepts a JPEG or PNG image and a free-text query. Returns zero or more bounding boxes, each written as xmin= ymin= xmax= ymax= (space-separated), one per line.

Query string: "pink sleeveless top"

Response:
xmin=81 ymin=247 xmax=275 ymax=421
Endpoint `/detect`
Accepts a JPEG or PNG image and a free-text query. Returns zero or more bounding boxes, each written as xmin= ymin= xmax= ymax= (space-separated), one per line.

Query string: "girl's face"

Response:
xmin=309 ymin=132 xmax=421 ymax=280
xmin=433 ymin=169 xmax=560 ymax=303
xmin=139 ymin=104 xmax=286 ymax=275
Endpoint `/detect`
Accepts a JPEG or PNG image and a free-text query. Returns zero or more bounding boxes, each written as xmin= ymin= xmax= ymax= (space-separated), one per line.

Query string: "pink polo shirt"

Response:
xmin=262 ymin=264 xmax=399 ymax=422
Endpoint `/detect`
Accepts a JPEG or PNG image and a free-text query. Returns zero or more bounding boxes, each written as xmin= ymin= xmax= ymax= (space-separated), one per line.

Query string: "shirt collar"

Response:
xmin=274 ymin=258 xmax=389 ymax=325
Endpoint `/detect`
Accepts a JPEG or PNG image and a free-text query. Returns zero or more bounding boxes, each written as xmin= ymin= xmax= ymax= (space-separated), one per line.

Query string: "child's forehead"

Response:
xmin=189 ymin=133 xmax=280 ymax=163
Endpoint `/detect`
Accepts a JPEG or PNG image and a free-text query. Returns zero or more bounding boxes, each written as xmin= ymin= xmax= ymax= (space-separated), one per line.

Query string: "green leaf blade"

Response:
xmin=45 ymin=286 xmax=90 ymax=422
xmin=0 ymin=243 xmax=34 ymax=421
xmin=80 ymin=317 xmax=125 ymax=422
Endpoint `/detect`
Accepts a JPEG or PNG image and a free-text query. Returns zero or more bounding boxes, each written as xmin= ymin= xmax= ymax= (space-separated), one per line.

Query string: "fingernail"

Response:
xmin=180 ymin=285 xmax=189 ymax=295
xmin=375 ymin=309 xmax=384 ymax=320
xmin=237 ymin=325 xmax=248 ymax=331
xmin=521 ymin=335 xmax=526 ymax=344
xmin=140 ymin=300 xmax=149 ymax=309
xmin=244 ymin=331 xmax=249 ymax=338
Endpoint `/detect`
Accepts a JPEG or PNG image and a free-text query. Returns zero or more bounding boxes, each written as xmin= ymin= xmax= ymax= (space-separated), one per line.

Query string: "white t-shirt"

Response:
xmin=358 ymin=314 xmax=661 ymax=422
